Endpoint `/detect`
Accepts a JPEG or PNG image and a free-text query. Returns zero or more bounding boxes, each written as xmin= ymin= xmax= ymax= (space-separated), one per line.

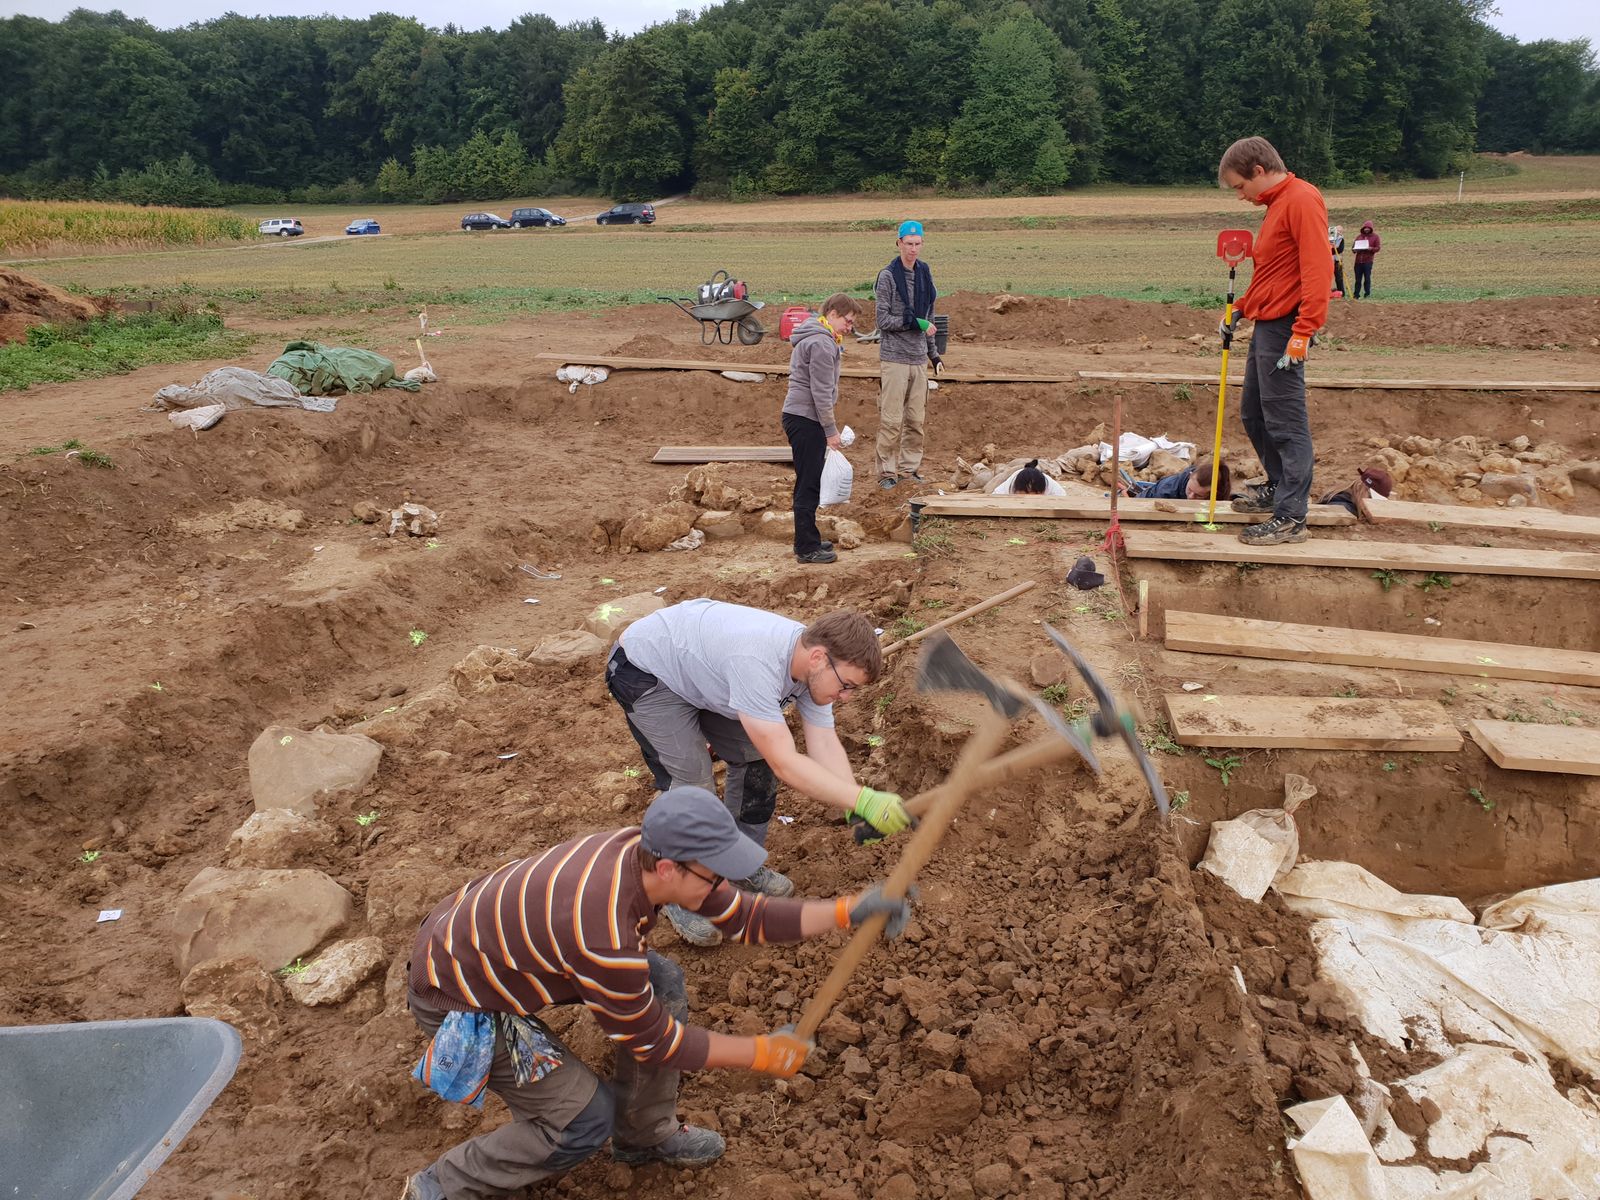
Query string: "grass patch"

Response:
xmin=0 ymin=309 xmax=254 ymax=391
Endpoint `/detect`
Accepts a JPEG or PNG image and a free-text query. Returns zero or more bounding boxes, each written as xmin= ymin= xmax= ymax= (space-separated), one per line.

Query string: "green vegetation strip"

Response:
xmin=0 ymin=200 xmax=254 ymax=256
xmin=0 ymin=310 xmax=256 ymax=392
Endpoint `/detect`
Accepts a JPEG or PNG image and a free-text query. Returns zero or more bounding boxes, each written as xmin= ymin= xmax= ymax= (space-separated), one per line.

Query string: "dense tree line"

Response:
xmin=1 ymin=1 xmax=1596 ymax=206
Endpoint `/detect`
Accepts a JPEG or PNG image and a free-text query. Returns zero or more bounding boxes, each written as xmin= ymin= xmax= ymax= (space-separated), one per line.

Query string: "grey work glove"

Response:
xmin=929 ymin=353 xmax=944 ymax=376
xmin=849 ymin=882 xmax=917 ymax=940
xmin=1217 ymin=310 xmax=1241 ymax=346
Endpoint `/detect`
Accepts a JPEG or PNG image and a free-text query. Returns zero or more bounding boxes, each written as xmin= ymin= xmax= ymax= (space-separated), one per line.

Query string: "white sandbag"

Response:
xmin=1197 ymin=773 xmax=1314 ymax=901
xmin=555 ymin=365 xmax=609 ymax=393
xmin=719 ymin=370 xmax=766 ymax=383
xmin=819 ymin=448 xmax=853 ymax=507
xmin=1096 ymin=431 xmax=1195 ymax=467
xmin=152 ymin=366 xmax=312 ymax=412
xmin=665 ymin=528 xmax=705 ymax=552
xmin=168 ymin=403 xmax=226 ymax=432
xmin=1284 ymin=1096 xmax=1387 ymax=1200
xmin=404 ymin=365 xmax=437 ymax=383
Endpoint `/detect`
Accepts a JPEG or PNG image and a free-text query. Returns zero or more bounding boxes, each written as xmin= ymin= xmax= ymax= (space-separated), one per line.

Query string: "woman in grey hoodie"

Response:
xmin=781 ymin=292 xmax=863 ymax=564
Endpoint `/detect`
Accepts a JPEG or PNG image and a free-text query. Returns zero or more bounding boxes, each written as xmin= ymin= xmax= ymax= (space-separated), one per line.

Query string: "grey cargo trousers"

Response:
xmin=1240 ymin=313 xmax=1315 ymax=522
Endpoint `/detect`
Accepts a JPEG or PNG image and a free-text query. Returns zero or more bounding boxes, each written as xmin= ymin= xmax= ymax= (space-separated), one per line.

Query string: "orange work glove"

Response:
xmin=750 ymin=1030 xmax=812 ymax=1078
xmin=1275 ymin=333 xmax=1310 ymax=372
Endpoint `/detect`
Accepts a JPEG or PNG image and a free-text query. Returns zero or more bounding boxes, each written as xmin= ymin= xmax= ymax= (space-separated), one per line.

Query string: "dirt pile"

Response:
xmin=0 ymin=265 xmax=115 ymax=343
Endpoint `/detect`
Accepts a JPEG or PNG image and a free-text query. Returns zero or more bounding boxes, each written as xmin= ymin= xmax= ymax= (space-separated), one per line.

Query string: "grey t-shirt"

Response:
xmin=619 ymin=599 xmax=834 ymax=728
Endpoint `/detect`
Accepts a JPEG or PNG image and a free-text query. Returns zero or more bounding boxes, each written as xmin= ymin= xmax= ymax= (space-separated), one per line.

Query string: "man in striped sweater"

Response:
xmin=401 ymin=786 xmax=913 ymax=1200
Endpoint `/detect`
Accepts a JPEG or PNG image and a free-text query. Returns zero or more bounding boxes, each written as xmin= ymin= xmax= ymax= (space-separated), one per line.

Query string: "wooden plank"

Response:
xmin=911 ymin=492 xmax=1356 ymax=526
xmin=1164 ymin=610 xmax=1600 ymax=688
xmin=1166 ymin=695 xmax=1462 ymax=751
xmin=1077 ymin=370 xmax=1600 ymax=393
xmin=534 ymin=352 xmax=1076 ymax=384
xmin=1468 ymin=720 xmax=1600 ymax=776
xmin=1366 ymin=494 xmax=1600 ymax=542
xmin=1121 ymin=529 xmax=1600 ymax=581
xmin=653 ymin=446 xmax=792 ymax=464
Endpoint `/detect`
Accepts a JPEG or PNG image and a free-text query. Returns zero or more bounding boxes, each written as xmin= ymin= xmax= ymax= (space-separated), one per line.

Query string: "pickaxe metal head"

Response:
xmin=916 ymin=633 xmax=1099 ymax=771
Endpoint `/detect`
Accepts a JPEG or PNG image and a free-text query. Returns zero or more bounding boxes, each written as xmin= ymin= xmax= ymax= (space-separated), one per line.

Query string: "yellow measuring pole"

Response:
xmin=1204 ymin=300 xmax=1232 ymax=527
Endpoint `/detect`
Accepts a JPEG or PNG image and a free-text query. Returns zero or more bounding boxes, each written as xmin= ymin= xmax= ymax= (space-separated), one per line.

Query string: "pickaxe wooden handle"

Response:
xmin=881 ymin=580 xmax=1035 ymax=656
xmin=796 ymin=711 xmax=1046 ymax=1041
xmin=903 ymin=730 xmax=1085 ymax=820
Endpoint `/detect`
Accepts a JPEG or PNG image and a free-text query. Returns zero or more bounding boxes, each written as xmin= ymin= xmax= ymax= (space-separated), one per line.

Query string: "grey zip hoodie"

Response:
xmin=781 ymin=316 xmax=842 ymax=437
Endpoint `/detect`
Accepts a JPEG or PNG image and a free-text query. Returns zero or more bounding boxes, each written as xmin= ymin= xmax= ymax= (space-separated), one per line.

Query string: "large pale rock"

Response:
xmin=181 ymin=955 xmax=283 ymax=1043
xmin=964 ymin=1013 xmax=1031 ymax=1093
xmin=817 ymin=515 xmax=867 ymax=550
xmin=1570 ymin=461 xmax=1600 ymax=491
xmin=758 ymin=511 xmax=796 ymax=541
xmin=1030 ymin=650 xmax=1070 ymax=688
xmin=1397 ymin=436 xmax=1440 ymax=458
xmin=526 ymin=629 xmax=607 ymax=666
xmin=282 ymin=936 xmax=386 ymax=1006
xmin=1478 ymin=453 xmax=1522 ymax=475
xmin=1478 ymin=472 xmax=1539 ymax=502
xmin=620 ymin=501 xmax=702 ymax=553
xmin=172 ymin=866 xmax=353 ymax=975
xmin=878 ymin=1071 xmax=982 ymax=1143
xmin=583 ymin=592 xmax=666 ymax=646
xmin=225 ymin=809 xmax=335 ymax=869
xmin=248 ymin=725 xmax=382 ymax=816
xmin=1366 ymin=447 xmax=1410 ymax=485
xmin=450 ymin=645 xmax=532 ymax=694
xmin=1534 ymin=467 xmax=1574 ymax=502
xmin=695 ymin=509 xmax=745 ymax=540
xmin=346 ymin=683 xmax=462 ymax=750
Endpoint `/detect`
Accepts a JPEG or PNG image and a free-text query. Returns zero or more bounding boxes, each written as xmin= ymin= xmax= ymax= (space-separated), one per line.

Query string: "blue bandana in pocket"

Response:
xmin=415 ymin=1010 xmax=564 ymax=1107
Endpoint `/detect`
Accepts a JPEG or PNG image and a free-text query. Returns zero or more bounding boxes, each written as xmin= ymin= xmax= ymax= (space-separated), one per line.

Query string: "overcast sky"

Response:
xmin=2 ymin=0 xmax=1596 ymax=45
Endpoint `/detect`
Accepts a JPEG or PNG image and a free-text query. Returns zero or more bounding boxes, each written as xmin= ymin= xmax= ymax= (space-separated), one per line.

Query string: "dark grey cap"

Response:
xmin=640 ymin=786 xmax=766 ymax=881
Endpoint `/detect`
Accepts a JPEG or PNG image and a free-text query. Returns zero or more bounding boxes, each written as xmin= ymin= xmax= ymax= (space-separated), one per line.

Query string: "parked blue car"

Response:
xmin=345 ymin=219 xmax=381 ymax=235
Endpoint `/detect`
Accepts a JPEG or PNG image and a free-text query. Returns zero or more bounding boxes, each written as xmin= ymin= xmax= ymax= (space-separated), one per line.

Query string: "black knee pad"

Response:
xmin=736 ymin=759 xmax=779 ymax=825
xmin=545 ymin=1081 xmax=614 ymax=1170
xmin=647 ymin=951 xmax=688 ymax=1021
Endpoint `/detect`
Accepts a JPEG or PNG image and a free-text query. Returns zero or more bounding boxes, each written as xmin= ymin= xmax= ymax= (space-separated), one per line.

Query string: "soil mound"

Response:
xmin=0 ymin=266 xmax=115 ymax=343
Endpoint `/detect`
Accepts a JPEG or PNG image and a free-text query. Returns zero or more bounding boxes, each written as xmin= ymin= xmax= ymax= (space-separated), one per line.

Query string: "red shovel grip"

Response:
xmin=1216 ymin=229 xmax=1253 ymax=265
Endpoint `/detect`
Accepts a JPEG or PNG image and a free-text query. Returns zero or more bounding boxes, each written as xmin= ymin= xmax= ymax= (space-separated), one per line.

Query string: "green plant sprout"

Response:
xmin=865 ymin=734 xmax=885 ymax=748
xmin=1416 ymin=572 xmax=1453 ymax=592
xmin=1468 ymin=787 xmax=1494 ymax=812
xmin=1372 ymin=569 xmax=1401 ymax=592
xmin=1169 ymin=790 xmax=1190 ymax=812
xmin=623 ymin=767 xmax=642 ymax=778
xmin=1204 ymin=754 xmax=1243 ymax=787
xmin=408 ymin=630 xmax=428 ymax=647
xmin=78 ymin=850 xmax=101 ymax=864
xmin=355 ymin=810 xmax=380 ymax=827
xmin=278 ymin=958 xmax=312 ymax=976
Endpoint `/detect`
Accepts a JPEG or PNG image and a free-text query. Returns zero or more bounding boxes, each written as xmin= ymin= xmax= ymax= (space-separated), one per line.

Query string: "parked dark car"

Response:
xmin=461 ymin=212 xmax=512 ymax=230
xmin=596 ymin=203 xmax=655 ymax=225
xmin=511 ymin=207 xmax=565 ymax=228
xmin=344 ymin=218 xmax=381 ymax=235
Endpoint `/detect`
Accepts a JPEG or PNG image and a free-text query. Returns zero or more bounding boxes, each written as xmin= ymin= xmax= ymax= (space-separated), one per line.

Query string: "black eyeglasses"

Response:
xmin=681 ymin=864 xmax=724 ymax=890
xmin=825 ymin=653 xmax=860 ymax=694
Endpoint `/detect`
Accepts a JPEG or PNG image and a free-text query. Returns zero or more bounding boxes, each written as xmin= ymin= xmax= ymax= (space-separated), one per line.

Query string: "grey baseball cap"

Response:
xmin=640 ymin=786 xmax=766 ymax=881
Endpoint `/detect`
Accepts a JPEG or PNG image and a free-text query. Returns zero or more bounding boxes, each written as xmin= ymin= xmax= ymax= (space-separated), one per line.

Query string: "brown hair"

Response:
xmin=1194 ymin=457 xmax=1232 ymax=498
xmin=1218 ymin=136 xmax=1285 ymax=185
xmin=820 ymin=292 xmax=863 ymax=319
xmin=801 ymin=611 xmax=883 ymax=682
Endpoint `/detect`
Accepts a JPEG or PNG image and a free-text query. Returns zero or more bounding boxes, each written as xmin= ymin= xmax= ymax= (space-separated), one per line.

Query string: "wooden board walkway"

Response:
xmin=1164 ymin=611 xmax=1600 ymax=688
xmin=653 ymin=446 xmax=793 ymax=464
xmin=1365 ymin=495 xmax=1600 ymax=542
xmin=1165 ymin=695 xmax=1462 ymax=751
xmin=1468 ymin=720 xmax=1600 ymax=776
xmin=911 ymin=492 xmax=1356 ymax=526
xmin=534 ymin=352 xmax=1076 ymax=384
xmin=1077 ymin=370 xmax=1600 ymax=393
xmin=1120 ymin=529 xmax=1600 ymax=581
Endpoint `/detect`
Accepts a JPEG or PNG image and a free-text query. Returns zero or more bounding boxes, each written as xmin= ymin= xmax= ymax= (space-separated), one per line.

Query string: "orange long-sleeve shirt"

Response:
xmin=1238 ymin=173 xmax=1332 ymax=339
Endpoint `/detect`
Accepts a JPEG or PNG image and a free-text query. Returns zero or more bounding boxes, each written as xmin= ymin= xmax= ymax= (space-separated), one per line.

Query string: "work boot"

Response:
xmin=879 ymin=475 xmax=897 ymax=490
xmin=737 ymin=864 xmax=795 ymax=897
xmin=399 ymin=1166 xmax=445 ymax=1200
xmin=614 ymin=1124 xmax=726 ymax=1168
xmin=1230 ymin=483 xmax=1276 ymax=513
xmin=663 ymin=903 xmax=721 ymax=947
xmin=796 ymin=547 xmax=837 ymax=564
xmin=908 ymin=472 xmax=926 ymax=483
xmin=818 ymin=540 xmax=833 ymax=551
xmin=1238 ymin=514 xmax=1308 ymax=545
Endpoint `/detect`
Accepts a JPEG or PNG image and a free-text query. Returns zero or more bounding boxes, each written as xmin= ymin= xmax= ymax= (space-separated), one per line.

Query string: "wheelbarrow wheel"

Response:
xmin=736 ymin=316 xmax=765 ymax=345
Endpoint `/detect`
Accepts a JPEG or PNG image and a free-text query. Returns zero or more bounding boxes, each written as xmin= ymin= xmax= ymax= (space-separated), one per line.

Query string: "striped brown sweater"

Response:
xmin=408 ymin=827 xmax=806 ymax=1069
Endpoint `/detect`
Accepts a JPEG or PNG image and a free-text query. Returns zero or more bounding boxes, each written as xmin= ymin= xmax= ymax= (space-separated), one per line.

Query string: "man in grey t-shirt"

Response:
xmin=606 ymin=600 xmax=910 ymax=945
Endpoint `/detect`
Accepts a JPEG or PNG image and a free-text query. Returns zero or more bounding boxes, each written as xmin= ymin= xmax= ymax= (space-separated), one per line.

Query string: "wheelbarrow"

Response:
xmin=1 ymin=1016 xmax=242 ymax=1199
xmin=659 ymin=295 xmax=767 ymax=345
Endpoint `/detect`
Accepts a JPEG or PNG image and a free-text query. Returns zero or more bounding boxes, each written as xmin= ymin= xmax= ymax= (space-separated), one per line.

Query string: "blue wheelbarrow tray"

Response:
xmin=1 ymin=1016 xmax=242 ymax=1199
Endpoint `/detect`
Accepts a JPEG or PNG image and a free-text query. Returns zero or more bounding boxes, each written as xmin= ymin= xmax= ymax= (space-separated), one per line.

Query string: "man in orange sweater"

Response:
xmin=1217 ymin=136 xmax=1333 ymax=545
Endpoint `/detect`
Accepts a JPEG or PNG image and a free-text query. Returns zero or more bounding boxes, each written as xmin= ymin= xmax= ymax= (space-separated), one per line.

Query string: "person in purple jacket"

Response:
xmin=1352 ymin=220 xmax=1381 ymax=298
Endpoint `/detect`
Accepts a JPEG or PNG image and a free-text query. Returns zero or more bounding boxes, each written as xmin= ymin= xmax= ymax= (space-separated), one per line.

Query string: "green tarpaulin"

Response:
xmin=267 ymin=340 xmax=421 ymax=396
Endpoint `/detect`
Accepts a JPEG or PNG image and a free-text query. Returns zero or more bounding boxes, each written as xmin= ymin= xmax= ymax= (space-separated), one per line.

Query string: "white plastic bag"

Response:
xmin=819 ymin=448 xmax=854 ymax=507
xmin=555 ymin=365 xmax=609 ymax=393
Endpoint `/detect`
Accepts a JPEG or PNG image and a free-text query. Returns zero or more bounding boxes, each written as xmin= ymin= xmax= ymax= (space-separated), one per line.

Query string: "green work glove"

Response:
xmin=914 ymin=317 xmax=933 ymax=332
xmin=850 ymin=787 xmax=910 ymax=841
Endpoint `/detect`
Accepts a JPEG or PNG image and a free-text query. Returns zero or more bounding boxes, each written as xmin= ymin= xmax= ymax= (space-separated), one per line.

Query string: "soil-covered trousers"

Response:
xmin=605 ymin=646 xmax=780 ymax=846
xmin=407 ymin=952 xmax=686 ymax=1200
xmin=876 ymin=361 xmax=926 ymax=478
xmin=782 ymin=412 xmax=827 ymax=555
xmin=1240 ymin=314 xmax=1315 ymax=522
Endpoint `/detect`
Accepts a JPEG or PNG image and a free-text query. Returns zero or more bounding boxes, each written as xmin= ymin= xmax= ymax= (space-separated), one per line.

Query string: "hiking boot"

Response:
xmin=737 ymin=865 xmax=794 ymax=897
xmin=796 ymin=547 xmax=838 ymax=564
xmin=879 ymin=476 xmax=897 ymax=490
xmin=1238 ymin=514 xmax=1308 ymax=545
xmin=399 ymin=1166 xmax=445 ymax=1200
xmin=614 ymin=1124 xmax=726 ymax=1168
xmin=662 ymin=904 xmax=721 ymax=947
xmin=818 ymin=540 xmax=833 ymax=551
xmin=1230 ymin=483 xmax=1276 ymax=513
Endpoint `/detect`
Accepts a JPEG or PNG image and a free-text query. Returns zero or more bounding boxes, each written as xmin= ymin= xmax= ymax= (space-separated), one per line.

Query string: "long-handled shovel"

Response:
xmin=1205 ymin=229 xmax=1254 ymax=528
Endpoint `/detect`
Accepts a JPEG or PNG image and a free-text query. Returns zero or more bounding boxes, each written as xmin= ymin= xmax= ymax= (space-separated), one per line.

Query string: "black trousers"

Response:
xmin=1354 ymin=261 xmax=1373 ymax=298
xmin=782 ymin=412 xmax=826 ymax=554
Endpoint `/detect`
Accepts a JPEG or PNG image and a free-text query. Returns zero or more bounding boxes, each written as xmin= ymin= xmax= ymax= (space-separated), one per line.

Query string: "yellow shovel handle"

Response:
xmin=1204 ymin=301 xmax=1233 ymax=526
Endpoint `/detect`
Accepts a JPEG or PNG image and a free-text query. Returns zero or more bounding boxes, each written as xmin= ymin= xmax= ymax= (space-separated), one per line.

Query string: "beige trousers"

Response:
xmin=876 ymin=361 xmax=927 ymax=478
